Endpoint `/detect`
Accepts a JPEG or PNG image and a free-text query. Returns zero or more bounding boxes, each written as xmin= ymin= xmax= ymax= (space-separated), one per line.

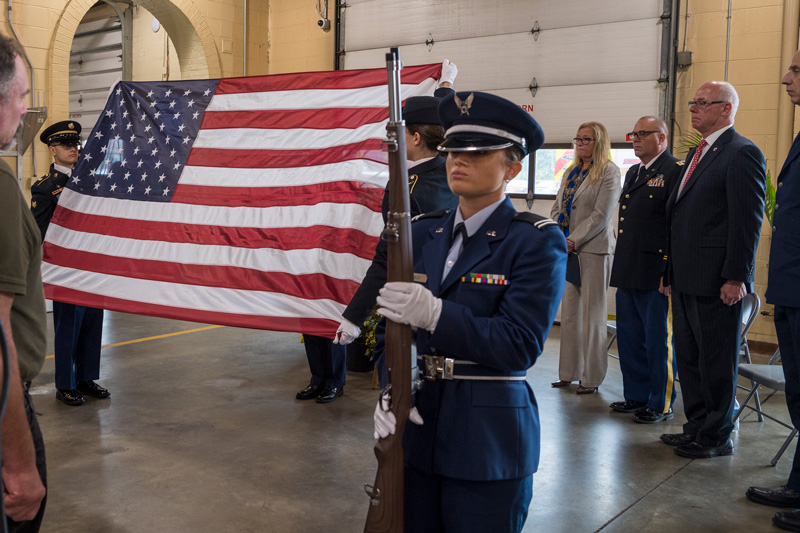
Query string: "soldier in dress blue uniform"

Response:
xmin=334 ymin=60 xmax=459 ymax=346
xmin=31 ymin=120 xmax=111 ymax=406
xmin=608 ymin=116 xmax=682 ymax=424
xmin=373 ymin=92 xmax=567 ymax=531
xmin=296 ymin=61 xmax=459 ymax=404
xmin=746 ymin=49 xmax=800 ymax=533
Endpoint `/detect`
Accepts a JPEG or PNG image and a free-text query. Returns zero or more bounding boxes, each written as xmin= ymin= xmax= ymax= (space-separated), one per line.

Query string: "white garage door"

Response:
xmin=341 ymin=0 xmax=667 ymax=145
xmin=69 ymin=11 xmax=124 ymax=135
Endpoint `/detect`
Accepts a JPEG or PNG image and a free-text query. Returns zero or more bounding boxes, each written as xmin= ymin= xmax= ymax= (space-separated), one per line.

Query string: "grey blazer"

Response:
xmin=550 ymin=160 xmax=621 ymax=255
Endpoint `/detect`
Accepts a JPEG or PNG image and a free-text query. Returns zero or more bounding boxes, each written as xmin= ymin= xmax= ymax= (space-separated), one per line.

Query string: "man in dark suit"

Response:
xmin=662 ymin=81 xmax=766 ymax=458
xmin=746 ymin=49 xmax=800 ymax=533
xmin=609 ymin=116 xmax=681 ymax=424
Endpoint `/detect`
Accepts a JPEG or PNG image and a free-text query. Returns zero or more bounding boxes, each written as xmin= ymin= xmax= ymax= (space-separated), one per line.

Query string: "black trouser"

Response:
xmin=672 ymin=290 xmax=742 ymax=447
xmin=775 ymin=306 xmax=800 ymax=490
xmin=7 ymin=384 xmax=47 ymax=533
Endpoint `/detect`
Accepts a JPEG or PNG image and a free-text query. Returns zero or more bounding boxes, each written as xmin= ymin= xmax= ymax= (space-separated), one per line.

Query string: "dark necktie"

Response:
xmin=454 ymin=222 xmax=470 ymax=246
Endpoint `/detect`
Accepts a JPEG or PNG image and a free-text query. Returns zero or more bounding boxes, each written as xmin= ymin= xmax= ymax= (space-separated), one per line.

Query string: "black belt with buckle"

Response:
xmin=417 ymin=355 xmax=527 ymax=381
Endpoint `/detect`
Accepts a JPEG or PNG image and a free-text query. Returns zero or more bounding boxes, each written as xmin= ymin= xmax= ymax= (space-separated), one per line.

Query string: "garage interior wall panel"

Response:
xmin=343 ymin=0 xmax=664 ymax=143
xmin=70 ymin=16 xmax=123 ymax=134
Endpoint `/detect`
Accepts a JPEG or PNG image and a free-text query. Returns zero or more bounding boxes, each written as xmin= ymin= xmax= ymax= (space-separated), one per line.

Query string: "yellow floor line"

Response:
xmin=45 ymin=325 xmax=223 ymax=359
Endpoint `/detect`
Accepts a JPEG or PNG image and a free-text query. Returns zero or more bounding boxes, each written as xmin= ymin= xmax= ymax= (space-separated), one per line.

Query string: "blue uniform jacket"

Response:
xmin=379 ymin=197 xmax=566 ymax=481
xmin=610 ymin=150 xmax=681 ymax=291
xmin=343 ymin=155 xmax=458 ymax=326
xmin=767 ymin=133 xmax=800 ymax=307
xmin=30 ymin=164 xmax=69 ymax=240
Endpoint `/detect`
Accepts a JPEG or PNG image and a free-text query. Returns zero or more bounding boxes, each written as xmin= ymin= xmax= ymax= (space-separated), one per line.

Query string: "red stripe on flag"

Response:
xmin=171 ymin=181 xmax=384 ymax=210
xmin=201 ymin=107 xmax=389 ymax=130
xmin=51 ymin=207 xmax=380 ymax=258
xmin=215 ymin=63 xmax=442 ymax=94
xmin=43 ymin=244 xmax=361 ymax=303
xmin=185 ymin=140 xmax=388 ymax=168
xmin=43 ymin=286 xmax=339 ymax=337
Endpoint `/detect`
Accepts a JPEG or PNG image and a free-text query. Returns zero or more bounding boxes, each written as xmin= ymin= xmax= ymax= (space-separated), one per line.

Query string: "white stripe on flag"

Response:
xmin=42 ymin=263 xmax=346 ymax=319
xmin=179 ymin=160 xmax=389 ymax=188
xmin=47 ymin=226 xmax=373 ymax=282
xmin=192 ymin=122 xmax=388 ymax=150
xmin=57 ymin=189 xmax=384 ymax=233
xmin=206 ymin=79 xmax=438 ymax=111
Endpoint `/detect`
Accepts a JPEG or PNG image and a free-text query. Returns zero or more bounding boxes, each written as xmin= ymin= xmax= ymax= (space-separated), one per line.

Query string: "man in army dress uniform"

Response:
xmin=609 ymin=116 xmax=681 ymax=424
xmin=31 ymin=120 xmax=111 ymax=407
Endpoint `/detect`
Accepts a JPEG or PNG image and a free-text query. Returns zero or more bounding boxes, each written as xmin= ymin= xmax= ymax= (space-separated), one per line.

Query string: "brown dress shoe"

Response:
xmin=576 ymin=386 xmax=598 ymax=394
xmin=551 ymin=380 xmax=572 ymax=388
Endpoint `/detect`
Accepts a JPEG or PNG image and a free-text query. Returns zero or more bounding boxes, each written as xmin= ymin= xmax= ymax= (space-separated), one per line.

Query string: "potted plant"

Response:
xmin=346 ymin=307 xmax=382 ymax=372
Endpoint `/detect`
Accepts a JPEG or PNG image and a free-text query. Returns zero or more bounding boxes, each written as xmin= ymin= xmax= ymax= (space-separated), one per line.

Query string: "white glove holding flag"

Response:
xmin=440 ymin=59 xmax=458 ymax=87
xmin=333 ymin=318 xmax=361 ymax=345
xmin=373 ymin=391 xmax=425 ymax=440
xmin=376 ymin=282 xmax=442 ymax=333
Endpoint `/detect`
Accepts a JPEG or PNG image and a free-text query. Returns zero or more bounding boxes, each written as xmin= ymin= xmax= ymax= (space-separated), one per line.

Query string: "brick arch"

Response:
xmin=48 ymin=0 xmax=221 ymax=122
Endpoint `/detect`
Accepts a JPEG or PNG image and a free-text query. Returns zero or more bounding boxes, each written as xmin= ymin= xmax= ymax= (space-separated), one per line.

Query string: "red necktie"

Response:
xmin=678 ymin=139 xmax=707 ymax=194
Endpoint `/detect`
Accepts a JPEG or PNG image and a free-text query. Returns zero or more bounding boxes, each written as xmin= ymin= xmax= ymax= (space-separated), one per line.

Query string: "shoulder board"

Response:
xmin=513 ymin=212 xmax=558 ymax=230
xmin=412 ymin=208 xmax=451 ymax=222
xmin=676 ymin=161 xmax=685 ymax=166
xmin=34 ymin=173 xmax=51 ymax=186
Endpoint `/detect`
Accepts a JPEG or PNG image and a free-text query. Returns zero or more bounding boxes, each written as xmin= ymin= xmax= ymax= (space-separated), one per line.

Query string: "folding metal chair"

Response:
xmin=737 ymin=292 xmax=763 ymax=417
xmin=736 ymin=348 xmax=799 ymax=466
xmin=607 ymin=320 xmax=618 ymax=360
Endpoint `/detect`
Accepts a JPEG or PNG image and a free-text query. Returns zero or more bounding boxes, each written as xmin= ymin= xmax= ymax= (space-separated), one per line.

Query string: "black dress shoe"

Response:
xmin=774 ymin=509 xmax=800 ymax=532
xmin=77 ymin=380 xmax=110 ymax=399
xmin=316 ymin=387 xmax=343 ymax=404
xmin=674 ymin=439 xmax=734 ymax=459
xmin=660 ymin=432 xmax=695 ymax=446
xmin=632 ymin=407 xmax=674 ymax=424
xmin=56 ymin=389 xmax=86 ymax=406
xmin=610 ymin=400 xmax=647 ymax=413
xmin=747 ymin=485 xmax=800 ymax=508
xmin=296 ymin=383 xmax=323 ymax=400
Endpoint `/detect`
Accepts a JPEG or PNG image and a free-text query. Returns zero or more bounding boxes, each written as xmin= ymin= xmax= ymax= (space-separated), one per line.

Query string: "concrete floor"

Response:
xmin=28 ymin=311 xmax=794 ymax=532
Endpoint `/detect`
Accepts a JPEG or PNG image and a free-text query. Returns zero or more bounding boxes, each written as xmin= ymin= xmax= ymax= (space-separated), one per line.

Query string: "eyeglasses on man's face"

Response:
xmin=627 ymin=130 xmax=658 ymax=141
xmin=688 ymin=100 xmax=725 ymax=110
xmin=573 ymin=137 xmax=595 ymax=146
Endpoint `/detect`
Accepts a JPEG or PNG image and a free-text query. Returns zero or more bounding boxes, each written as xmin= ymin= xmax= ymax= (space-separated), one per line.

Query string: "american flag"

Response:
xmin=42 ymin=64 xmax=442 ymax=337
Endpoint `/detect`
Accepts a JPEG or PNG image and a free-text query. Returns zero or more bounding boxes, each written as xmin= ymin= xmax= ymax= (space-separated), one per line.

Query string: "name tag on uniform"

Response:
xmin=461 ymin=273 xmax=509 ymax=285
xmin=647 ymin=175 xmax=665 ymax=187
xmin=414 ymin=273 xmax=428 ymax=283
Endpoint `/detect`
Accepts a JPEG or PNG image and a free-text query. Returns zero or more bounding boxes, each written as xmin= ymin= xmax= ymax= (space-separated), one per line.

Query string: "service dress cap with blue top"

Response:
xmin=403 ymin=96 xmax=443 ymax=126
xmin=437 ymin=91 xmax=544 ymax=155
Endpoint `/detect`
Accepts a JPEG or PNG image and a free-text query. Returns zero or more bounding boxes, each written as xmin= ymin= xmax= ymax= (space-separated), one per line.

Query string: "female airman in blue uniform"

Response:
xmin=374 ymin=92 xmax=567 ymax=532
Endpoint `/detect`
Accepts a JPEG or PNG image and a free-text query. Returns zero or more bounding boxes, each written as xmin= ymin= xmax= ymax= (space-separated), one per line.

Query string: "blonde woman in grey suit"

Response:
xmin=550 ymin=122 xmax=621 ymax=394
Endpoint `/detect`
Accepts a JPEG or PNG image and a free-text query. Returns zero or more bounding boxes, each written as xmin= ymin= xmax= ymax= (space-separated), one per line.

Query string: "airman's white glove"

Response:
xmin=333 ymin=318 xmax=361 ymax=345
xmin=373 ymin=391 xmax=424 ymax=440
xmin=377 ymin=282 xmax=442 ymax=333
xmin=440 ymin=59 xmax=458 ymax=87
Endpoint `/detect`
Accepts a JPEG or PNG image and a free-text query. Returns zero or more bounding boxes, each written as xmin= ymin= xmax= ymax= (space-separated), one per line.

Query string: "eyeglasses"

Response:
xmin=687 ymin=100 xmax=725 ymax=110
xmin=52 ymin=141 xmax=80 ymax=149
xmin=572 ymin=137 xmax=595 ymax=145
xmin=627 ymin=130 xmax=658 ymax=140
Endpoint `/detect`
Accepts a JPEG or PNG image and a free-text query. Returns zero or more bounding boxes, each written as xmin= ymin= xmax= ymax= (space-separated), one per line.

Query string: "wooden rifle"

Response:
xmin=363 ymin=47 xmax=414 ymax=533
